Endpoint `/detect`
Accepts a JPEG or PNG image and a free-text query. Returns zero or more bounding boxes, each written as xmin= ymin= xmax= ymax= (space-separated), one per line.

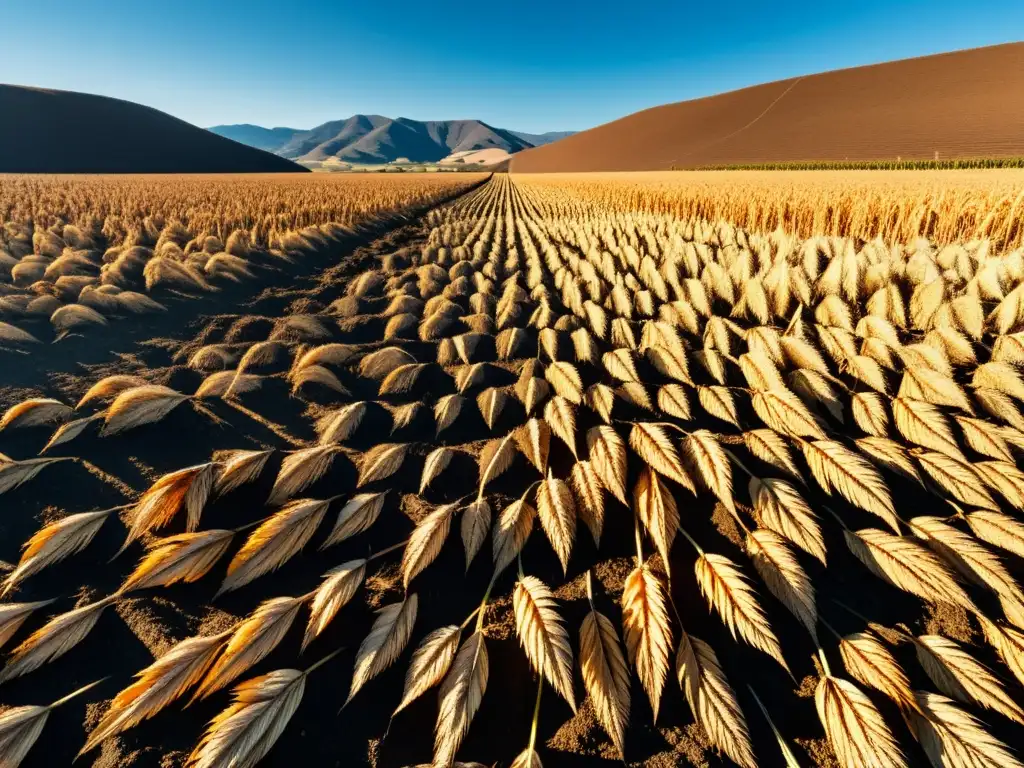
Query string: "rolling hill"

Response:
xmin=0 ymin=85 xmax=306 ymax=174
xmin=209 ymin=118 xmax=574 ymax=164
xmin=509 ymin=42 xmax=1024 ymax=172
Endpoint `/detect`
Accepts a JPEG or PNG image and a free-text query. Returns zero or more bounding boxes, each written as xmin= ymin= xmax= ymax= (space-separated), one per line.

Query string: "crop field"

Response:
xmin=1 ymin=170 xmax=1024 ymax=768
xmin=0 ymin=173 xmax=483 ymax=343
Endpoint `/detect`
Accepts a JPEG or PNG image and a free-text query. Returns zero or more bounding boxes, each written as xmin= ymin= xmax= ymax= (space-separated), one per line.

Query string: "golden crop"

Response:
xmin=0 ymin=173 xmax=485 ymax=341
xmin=2 ymin=172 xmax=1024 ymax=767
xmin=515 ymin=170 xmax=1024 ymax=251
xmin=0 ymin=173 xmax=485 ymax=245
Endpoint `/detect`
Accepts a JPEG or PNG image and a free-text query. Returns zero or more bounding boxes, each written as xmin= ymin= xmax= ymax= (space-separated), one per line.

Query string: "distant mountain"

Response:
xmin=207 ymin=124 xmax=302 ymax=153
xmin=0 ymin=85 xmax=306 ymax=173
xmin=509 ymin=130 xmax=576 ymax=146
xmin=208 ymin=117 xmax=573 ymax=164
xmin=276 ymin=115 xmax=396 ymax=161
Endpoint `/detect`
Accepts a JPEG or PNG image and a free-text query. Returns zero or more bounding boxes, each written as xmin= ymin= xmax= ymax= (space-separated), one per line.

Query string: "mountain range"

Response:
xmin=208 ymin=119 xmax=575 ymax=164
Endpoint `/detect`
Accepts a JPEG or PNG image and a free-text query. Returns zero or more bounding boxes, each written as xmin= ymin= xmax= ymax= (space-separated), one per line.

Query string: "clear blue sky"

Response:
xmin=1 ymin=0 xmax=1021 ymax=133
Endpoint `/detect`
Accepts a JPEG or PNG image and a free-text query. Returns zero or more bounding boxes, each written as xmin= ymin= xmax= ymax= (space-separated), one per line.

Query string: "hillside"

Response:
xmin=210 ymin=117 xmax=553 ymax=164
xmin=0 ymin=85 xmax=306 ymax=174
xmin=509 ymin=42 xmax=1024 ymax=172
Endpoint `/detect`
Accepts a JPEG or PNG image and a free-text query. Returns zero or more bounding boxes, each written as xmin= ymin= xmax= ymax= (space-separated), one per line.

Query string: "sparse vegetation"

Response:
xmin=1 ymin=172 xmax=1024 ymax=767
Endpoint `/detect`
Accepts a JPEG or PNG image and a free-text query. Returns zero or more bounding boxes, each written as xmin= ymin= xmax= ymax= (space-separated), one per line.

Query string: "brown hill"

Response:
xmin=0 ymin=85 xmax=307 ymax=173
xmin=510 ymin=43 xmax=1024 ymax=172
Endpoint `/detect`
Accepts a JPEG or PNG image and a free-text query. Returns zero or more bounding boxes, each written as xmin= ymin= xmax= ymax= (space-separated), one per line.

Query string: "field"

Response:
xmin=0 ymin=173 xmax=484 ymax=343
xmin=1 ymin=170 xmax=1024 ymax=768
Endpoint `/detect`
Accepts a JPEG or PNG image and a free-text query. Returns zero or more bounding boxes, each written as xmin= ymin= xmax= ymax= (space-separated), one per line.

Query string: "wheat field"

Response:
xmin=0 ymin=174 xmax=483 ymax=342
xmin=1 ymin=171 xmax=1024 ymax=767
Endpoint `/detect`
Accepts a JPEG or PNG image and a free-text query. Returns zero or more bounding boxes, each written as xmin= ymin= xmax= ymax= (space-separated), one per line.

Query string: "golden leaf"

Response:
xmin=579 ymin=607 xmax=629 ymax=758
xmin=434 ymin=632 xmax=488 ymax=766
xmin=844 ymin=528 xmax=974 ymax=610
xmin=909 ymin=691 xmax=1023 ymax=768
xmin=513 ymin=576 xmax=576 ymax=711
xmin=745 ymin=529 xmax=817 ymax=639
xmin=633 ymin=468 xmax=679 ymax=572
xmin=420 ymin=447 xmax=455 ymax=494
xmin=815 ymin=675 xmax=907 ymax=768
xmin=196 ymin=596 xmax=304 ymax=699
xmin=492 ymin=497 xmax=536 ymax=577
xmin=743 ymin=429 xmax=801 ymax=480
xmin=676 ymin=632 xmax=756 ymax=768
xmin=322 ymin=492 xmax=387 ymax=548
xmin=913 ymin=634 xmax=1024 ymax=725
xmin=395 ymin=625 xmax=461 ymax=716
xmin=82 ymin=631 xmax=231 ymax=754
xmin=544 ymin=396 xmax=578 ymax=457
xmin=219 ymin=498 xmax=329 ymax=594
xmin=571 ymin=460 xmax=605 ymax=547
xmin=403 ymin=503 xmax=457 ymax=588
xmin=302 ymin=559 xmax=366 ymax=651
xmin=629 ymin=422 xmax=694 ymax=493
xmin=346 ymin=594 xmax=418 ymax=704
xmin=461 ymin=498 xmax=492 ymax=569
xmin=586 ymin=425 xmax=628 ymax=504
xmin=801 ymin=440 xmax=899 ymax=532
xmin=536 ymin=474 xmax=576 ymax=572
xmin=750 ymin=477 xmax=826 ymax=564
xmin=838 ymin=631 xmax=917 ymax=713
xmin=695 ymin=553 xmax=789 ymax=673
xmin=621 ymin=563 xmax=672 ymax=720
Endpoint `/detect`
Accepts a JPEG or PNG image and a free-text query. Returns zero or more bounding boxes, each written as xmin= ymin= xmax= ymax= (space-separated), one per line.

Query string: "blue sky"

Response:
xmin=1 ymin=1 xmax=1021 ymax=133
